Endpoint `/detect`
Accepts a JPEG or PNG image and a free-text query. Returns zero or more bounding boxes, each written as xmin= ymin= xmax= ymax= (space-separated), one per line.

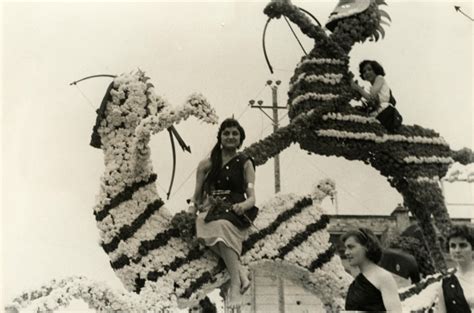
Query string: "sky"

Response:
xmin=1 ymin=0 xmax=473 ymax=310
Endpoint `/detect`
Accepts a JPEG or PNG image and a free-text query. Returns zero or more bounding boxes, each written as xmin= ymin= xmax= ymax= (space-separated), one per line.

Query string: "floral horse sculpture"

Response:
xmin=243 ymin=0 xmax=454 ymax=273
xmin=5 ymin=1 xmax=464 ymax=312
xmin=5 ymin=72 xmax=351 ymax=313
xmin=88 ymin=70 xmax=351 ymax=311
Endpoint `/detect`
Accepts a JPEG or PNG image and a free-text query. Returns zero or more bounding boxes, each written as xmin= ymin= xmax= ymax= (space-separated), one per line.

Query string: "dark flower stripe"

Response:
xmin=289 ymin=75 xmax=346 ymax=93
xmin=102 ymin=198 xmax=164 ymax=253
xmin=292 ymin=105 xmax=442 ymax=139
xmin=140 ymin=197 xmax=316 ymax=295
xmin=313 ymin=120 xmax=385 ymax=135
xmin=137 ymin=227 xmax=181 ymax=258
xmin=146 ymin=247 xmax=206 ymax=283
xmin=110 ymin=254 xmax=130 ymax=269
xmin=276 ymin=214 xmax=330 ymax=259
xmin=399 ymin=272 xmax=447 ymax=301
xmin=95 ymin=174 xmax=157 ymax=222
xmin=177 ymin=198 xmax=317 ymax=297
xmin=312 ymin=128 xmax=451 ymax=159
xmin=182 ymin=269 xmax=220 ymax=299
xmin=307 ymin=244 xmax=337 ymax=272
xmin=312 ymin=124 xmax=448 ymax=148
xmin=180 ymin=215 xmax=332 ymax=299
xmin=135 ymin=277 xmax=145 ymax=293
xmin=111 ymin=227 xmax=181 ymax=270
xmin=293 ymin=60 xmax=346 ymax=72
xmin=242 ymin=197 xmax=313 ymax=254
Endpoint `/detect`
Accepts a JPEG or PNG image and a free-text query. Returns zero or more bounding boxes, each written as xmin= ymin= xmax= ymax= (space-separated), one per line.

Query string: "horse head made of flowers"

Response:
xmin=243 ymin=0 xmax=453 ymax=274
xmin=263 ymin=0 xmax=390 ymax=118
xmin=89 ymin=70 xmax=217 ymax=194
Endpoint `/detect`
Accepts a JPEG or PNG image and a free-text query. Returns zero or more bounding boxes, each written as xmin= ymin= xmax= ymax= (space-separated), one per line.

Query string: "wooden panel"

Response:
xmin=254 ymin=275 xmax=279 ymax=285
xmin=254 ymin=304 xmax=280 ymax=313
xmin=255 ymin=294 xmax=279 ymax=305
xmin=284 ymin=294 xmax=323 ymax=306
xmin=285 ymin=303 xmax=324 ymax=312
xmin=255 ymin=286 xmax=279 ymax=296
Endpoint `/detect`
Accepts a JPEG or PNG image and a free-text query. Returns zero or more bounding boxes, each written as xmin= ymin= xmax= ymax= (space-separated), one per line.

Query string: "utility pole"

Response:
xmin=249 ymin=80 xmax=288 ymax=313
xmin=249 ymin=80 xmax=286 ymax=193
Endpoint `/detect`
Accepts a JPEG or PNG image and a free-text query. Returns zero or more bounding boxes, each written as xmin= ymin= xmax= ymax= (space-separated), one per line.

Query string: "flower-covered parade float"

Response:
xmin=5 ymin=0 xmax=473 ymax=312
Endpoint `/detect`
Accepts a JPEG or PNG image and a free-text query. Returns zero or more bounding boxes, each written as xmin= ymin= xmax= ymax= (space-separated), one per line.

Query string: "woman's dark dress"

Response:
xmin=442 ymin=274 xmax=471 ymax=313
xmin=345 ymin=273 xmax=386 ymax=312
xmin=195 ymin=153 xmax=252 ymax=256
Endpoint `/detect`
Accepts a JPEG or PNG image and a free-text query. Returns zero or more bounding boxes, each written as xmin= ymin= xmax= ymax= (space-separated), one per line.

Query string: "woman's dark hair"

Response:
xmin=446 ymin=225 xmax=474 ymax=252
xmin=203 ymin=118 xmax=246 ymax=192
xmin=359 ymin=60 xmax=386 ymax=78
xmin=341 ymin=227 xmax=383 ymax=263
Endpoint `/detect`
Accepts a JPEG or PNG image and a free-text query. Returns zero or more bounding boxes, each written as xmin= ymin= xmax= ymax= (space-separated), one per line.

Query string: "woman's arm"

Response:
xmin=351 ymin=76 xmax=384 ymax=102
xmin=435 ymin=282 xmax=447 ymax=313
xmin=188 ymin=159 xmax=210 ymax=214
xmin=232 ymin=159 xmax=256 ymax=215
xmin=379 ymin=273 xmax=402 ymax=312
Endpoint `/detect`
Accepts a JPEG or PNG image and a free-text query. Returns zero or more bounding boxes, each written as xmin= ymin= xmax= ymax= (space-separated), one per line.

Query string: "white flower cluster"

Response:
xmin=5 ymin=276 xmax=176 ymax=313
xmin=96 ymin=71 xmax=217 ymax=200
xmin=296 ymin=57 xmax=345 ymax=68
xmin=135 ymin=93 xmax=217 ymax=139
xmin=399 ymin=273 xmax=443 ymax=312
xmin=322 ymin=112 xmax=375 ymax=124
xmin=384 ymin=134 xmax=448 ymax=146
xmin=409 ymin=176 xmax=441 ymax=184
xmin=290 ymin=73 xmax=343 ymax=92
xmin=291 ymin=92 xmax=339 ymax=106
xmin=96 ymin=72 xmax=154 ymax=198
xmin=311 ymin=178 xmax=336 ymax=201
xmin=326 ymin=7 xmax=360 ymax=24
xmin=316 ymin=129 xmax=449 ymax=146
xmin=283 ymin=226 xmax=332 ymax=268
xmin=89 ymin=70 xmax=221 ymax=302
xmin=251 ymin=192 xmax=300 ymax=230
xmin=135 ymin=248 xmax=227 ymax=307
xmin=444 ymin=162 xmax=474 ymax=183
xmin=98 ymin=185 xmax=168 ymax=245
xmin=243 ymin=197 xmax=322 ymax=260
xmin=403 ymin=156 xmax=453 ymax=165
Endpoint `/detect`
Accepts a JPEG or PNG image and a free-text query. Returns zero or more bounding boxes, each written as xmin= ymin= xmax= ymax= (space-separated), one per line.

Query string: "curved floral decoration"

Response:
xmin=243 ymin=0 xmax=456 ymax=274
xmin=444 ymin=162 xmax=474 ymax=183
xmin=5 ymin=270 xmax=449 ymax=312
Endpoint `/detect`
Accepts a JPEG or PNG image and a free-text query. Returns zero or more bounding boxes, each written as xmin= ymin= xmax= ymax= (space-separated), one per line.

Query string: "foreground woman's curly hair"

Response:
xmin=341 ymin=227 xmax=383 ymax=263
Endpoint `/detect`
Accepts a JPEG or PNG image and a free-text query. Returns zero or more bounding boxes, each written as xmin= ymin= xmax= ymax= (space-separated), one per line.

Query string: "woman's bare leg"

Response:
xmin=215 ymin=242 xmax=242 ymax=306
xmin=239 ymin=266 xmax=251 ymax=294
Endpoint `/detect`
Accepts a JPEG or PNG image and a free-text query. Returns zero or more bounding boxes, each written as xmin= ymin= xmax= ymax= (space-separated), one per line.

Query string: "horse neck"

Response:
xmin=100 ymin=130 xmax=156 ymax=197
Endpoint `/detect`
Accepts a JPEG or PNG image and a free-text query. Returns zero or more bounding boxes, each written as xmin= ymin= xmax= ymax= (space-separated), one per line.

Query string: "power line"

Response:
xmin=74 ymin=85 xmax=97 ymax=110
xmin=169 ymin=82 xmax=270 ymax=201
xmin=298 ymin=156 xmax=375 ymax=213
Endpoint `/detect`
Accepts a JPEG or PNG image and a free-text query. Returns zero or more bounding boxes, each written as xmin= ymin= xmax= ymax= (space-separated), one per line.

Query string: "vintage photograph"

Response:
xmin=1 ymin=0 xmax=473 ymax=312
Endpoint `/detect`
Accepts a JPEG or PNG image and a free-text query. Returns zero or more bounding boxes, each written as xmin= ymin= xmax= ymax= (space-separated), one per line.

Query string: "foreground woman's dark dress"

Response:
xmin=345 ymin=273 xmax=386 ymax=312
